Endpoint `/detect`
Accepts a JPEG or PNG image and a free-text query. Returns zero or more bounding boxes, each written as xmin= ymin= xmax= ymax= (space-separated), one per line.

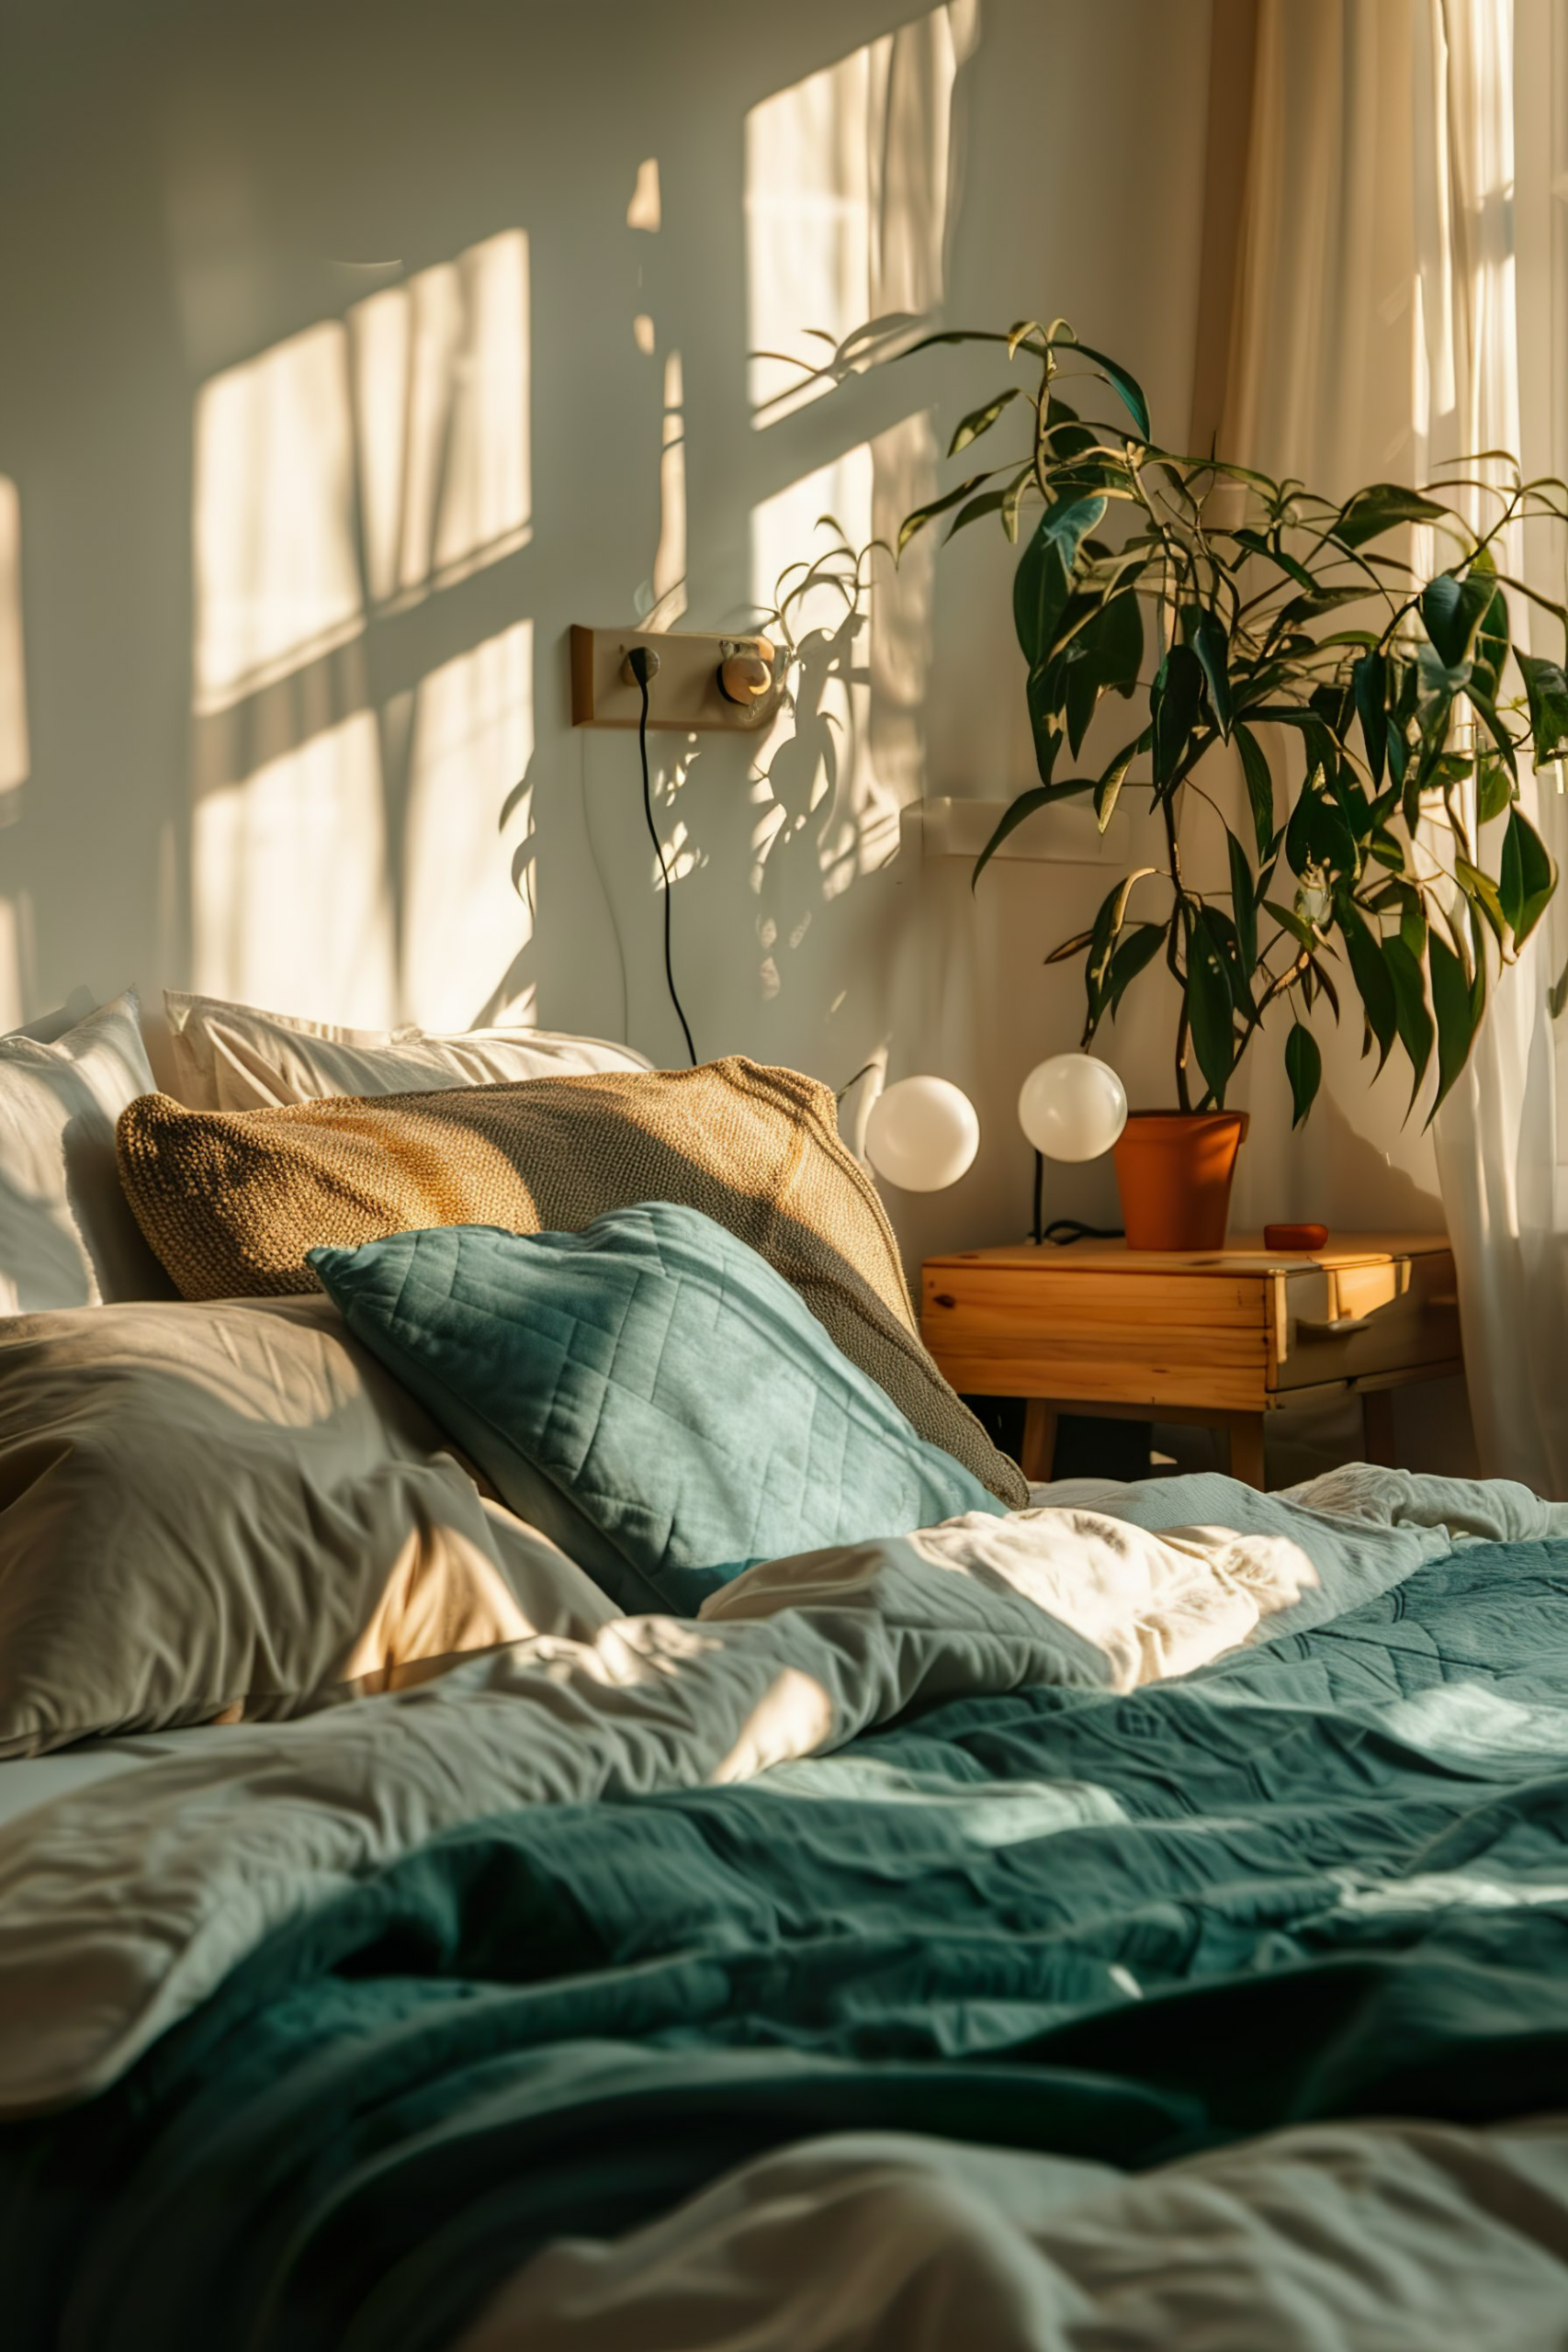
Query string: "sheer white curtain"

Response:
xmin=1223 ymin=0 xmax=1568 ymax=1492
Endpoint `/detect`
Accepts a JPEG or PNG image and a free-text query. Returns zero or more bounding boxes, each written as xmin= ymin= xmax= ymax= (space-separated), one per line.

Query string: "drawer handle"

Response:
xmin=932 ymin=1293 xmax=957 ymax=1310
xmin=1297 ymin=1294 xmax=1454 ymax=1339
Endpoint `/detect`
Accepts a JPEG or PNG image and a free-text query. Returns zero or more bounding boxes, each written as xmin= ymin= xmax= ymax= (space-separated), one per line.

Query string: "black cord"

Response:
xmin=637 ymin=670 xmax=698 ymax=1068
xmin=1032 ymin=1149 xmax=1122 ymax=1245
xmin=835 ymin=1059 xmax=880 ymax=1102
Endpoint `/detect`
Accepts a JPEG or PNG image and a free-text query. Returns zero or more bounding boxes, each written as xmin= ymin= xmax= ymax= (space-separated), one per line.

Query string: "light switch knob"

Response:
xmin=717 ymin=639 xmax=775 ymax=707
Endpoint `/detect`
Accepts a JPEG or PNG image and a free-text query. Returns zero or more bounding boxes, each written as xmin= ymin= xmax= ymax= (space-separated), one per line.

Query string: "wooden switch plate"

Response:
xmin=570 ymin=625 xmax=782 ymax=732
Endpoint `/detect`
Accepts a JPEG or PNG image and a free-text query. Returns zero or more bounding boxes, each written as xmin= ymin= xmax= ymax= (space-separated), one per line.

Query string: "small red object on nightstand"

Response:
xmin=1264 ymin=1222 xmax=1329 ymax=1252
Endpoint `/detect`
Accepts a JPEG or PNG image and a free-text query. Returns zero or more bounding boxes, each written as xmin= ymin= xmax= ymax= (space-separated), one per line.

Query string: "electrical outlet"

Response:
xmin=570 ymin=625 xmax=781 ymax=731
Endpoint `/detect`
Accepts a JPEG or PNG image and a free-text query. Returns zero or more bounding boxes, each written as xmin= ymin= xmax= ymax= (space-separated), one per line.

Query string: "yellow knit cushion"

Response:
xmin=118 ymin=1057 xmax=1026 ymax=1506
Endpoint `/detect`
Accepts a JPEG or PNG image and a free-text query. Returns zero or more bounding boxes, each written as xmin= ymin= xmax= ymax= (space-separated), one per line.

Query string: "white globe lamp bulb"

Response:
xmin=864 ymin=1076 xmax=979 ymax=1193
xmin=1018 ymin=1053 xmax=1128 ymax=1162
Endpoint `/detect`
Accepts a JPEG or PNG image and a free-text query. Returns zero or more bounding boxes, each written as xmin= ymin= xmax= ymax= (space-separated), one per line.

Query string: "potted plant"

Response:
xmin=886 ymin=319 xmax=1566 ymax=1248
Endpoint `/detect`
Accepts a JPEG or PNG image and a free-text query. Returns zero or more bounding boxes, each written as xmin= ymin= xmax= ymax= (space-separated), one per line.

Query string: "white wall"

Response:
xmin=0 ymin=0 xmax=1215 ymax=1267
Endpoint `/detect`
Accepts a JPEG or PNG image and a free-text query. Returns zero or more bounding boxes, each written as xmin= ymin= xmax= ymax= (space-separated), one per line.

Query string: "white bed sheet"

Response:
xmin=457 ymin=2117 xmax=1568 ymax=2352
xmin=0 ymin=1724 xmax=244 ymax=1832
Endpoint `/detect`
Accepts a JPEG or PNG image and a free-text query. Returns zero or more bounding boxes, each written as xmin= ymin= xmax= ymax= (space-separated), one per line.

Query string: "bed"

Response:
xmin=5 ymin=1467 xmax=1568 ymax=2349
xmin=6 ymin=990 xmax=1568 ymax=2347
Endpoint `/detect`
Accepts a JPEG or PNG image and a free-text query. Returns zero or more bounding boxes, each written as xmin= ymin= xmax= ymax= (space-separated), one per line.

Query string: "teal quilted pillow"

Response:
xmin=309 ymin=1205 xmax=1004 ymax=1616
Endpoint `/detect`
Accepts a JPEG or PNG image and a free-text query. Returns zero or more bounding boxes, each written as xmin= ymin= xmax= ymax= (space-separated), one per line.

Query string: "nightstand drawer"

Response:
xmin=1269 ymin=1249 xmax=1460 ymax=1390
xmin=922 ymin=1261 xmax=1271 ymax=1409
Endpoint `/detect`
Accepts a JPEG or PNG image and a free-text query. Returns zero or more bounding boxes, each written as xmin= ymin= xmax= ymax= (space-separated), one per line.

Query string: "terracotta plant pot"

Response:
xmin=1112 ymin=1110 xmax=1249 ymax=1252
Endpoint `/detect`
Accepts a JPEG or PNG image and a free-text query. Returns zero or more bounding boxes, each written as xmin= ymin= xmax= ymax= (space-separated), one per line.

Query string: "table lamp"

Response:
xmin=860 ymin=1057 xmax=1127 ymax=1241
xmin=863 ymin=1075 xmax=980 ymax=1192
xmin=1018 ymin=1053 xmax=1128 ymax=1241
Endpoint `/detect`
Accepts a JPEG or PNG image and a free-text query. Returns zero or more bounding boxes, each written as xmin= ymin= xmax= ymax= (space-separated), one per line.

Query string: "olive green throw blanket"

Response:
xmin=8 ymin=1537 xmax=1568 ymax=2348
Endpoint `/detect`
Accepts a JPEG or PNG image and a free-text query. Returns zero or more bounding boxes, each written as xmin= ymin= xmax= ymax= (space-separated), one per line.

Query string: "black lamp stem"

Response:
xmin=1032 ymin=1150 xmax=1044 ymax=1247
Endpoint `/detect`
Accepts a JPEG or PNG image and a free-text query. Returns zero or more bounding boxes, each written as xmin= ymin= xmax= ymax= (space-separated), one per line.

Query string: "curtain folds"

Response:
xmin=1219 ymin=0 xmax=1568 ymax=1492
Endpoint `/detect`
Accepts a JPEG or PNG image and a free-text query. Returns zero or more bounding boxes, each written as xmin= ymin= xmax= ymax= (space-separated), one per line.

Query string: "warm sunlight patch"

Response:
xmin=350 ymin=230 xmax=532 ymax=610
xmin=401 ymin=621 xmax=536 ymax=1032
xmin=194 ymin=324 xmax=363 ymax=709
xmin=745 ymin=2 xmax=977 ymax=424
xmin=192 ymin=708 xmax=395 ymax=1024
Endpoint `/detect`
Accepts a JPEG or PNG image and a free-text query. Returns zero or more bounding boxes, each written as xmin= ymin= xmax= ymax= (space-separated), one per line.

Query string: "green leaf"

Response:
xmin=1337 ymin=899 xmax=1397 ymax=1073
xmin=1012 ymin=494 xmax=1108 ymax=665
xmin=1064 ymin=650 xmax=1098 ymax=761
xmin=1277 ymin=585 xmax=1375 ymax=628
xmin=1182 ymin=606 xmax=1234 ymax=737
xmin=942 ymin=466 xmax=1032 ymax=542
xmin=1476 ymin=758 xmax=1514 ymax=824
xmin=1059 ymin=337 xmax=1151 ymax=438
xmin=1064 ymin=592 xmax=1145 ymax=756
xmin=1285 ymin=768 xmax=1358 ymax=880
xmin=948 ymin=386 xmax=1021 ymax=457
xmin=1421 ymin=570 xmax=1495 ymax=669
xmin=1334 ymin=482 xmax=1450 ymax=548
xmin=1351 ymin=651 xmax=1388 ymax=786
xmin=1264 ymin=899 xmax=1318 ymax=953
xmin=1150 ymin=644 xmax=1204 ymax=791
xmin=1084 ymin=871 xmax=1152 ymax=1035
xmin=1107 ymin=922 xmax=1167 ymax=1016
xmin=1044 ymin=927 xmax=1094 ymax=964
xmin=1201 ymin=905 xmax=1258 ymax=1018
xmin=1453 ymin=856 xmax=1506 ymax=949
xmin=1468 ymin=687 xmax=1518 ymax=781
xmin=971 ymin=777 xmax=1094 ymax=888
xmin=897 ymin=472 xmax=993 ymax=555
xmin=1382 ymin=934 xmax=1435 ymax=1110
xmin=1310 ymin=680 xmax=1356 ymax=742
xmin=1235 ymin=723 xmax=1275 ymax=859
xmin=1233 ymin=526 xmax=1318 ymax=591
xmin=1186 ymin=907 xmax=1236 ymax=1106
xmin=1399 ymin=888 xmax=1428 ymax=960
xmin=1426 ymin=928 xmax=1478 ymax=1123
xmin=1226 ymin=825 xmax=1257 ymax=978
xmin=1500 ymin=805 xmax=1556 ymax=944
xmin=1025 ymin=657 xmax=1065 ymax=786
xmin=1285 ymin=1023 xmax=1322 ymax=1127
xmin=1094 ymin=729 xmax=1146 ymax=831
xmin=1089 ymin=589 xmax=1145 ymax=695
xmin=1001 ymin=468 xmax=1032 ymax=543
xmin=1516 ymin=649 xmax=1568 ymax=765
xmin=1472 ymin=580 xmax=1510 ymax=700
xmin=1309 ymin=953 xmax=1343 ymax=1024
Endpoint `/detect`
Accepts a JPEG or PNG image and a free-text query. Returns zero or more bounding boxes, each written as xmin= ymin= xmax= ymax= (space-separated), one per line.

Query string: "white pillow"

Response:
xmin=164 ymin=989 xmax=653 ymax=1112
xmin=0 ymin=1294 xmax=622 ymax=1755
xmin=0 ymin=989 xmax=171 ymax=1312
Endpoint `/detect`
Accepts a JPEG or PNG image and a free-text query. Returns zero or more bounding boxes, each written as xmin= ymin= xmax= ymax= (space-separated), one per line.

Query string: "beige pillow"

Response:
xmin=165 ymin=989 xmax=651 ymax=1112
xmin=118 ymin=1057 xmax=1026 ymax=1505
xmin=0 ymin=1295 xmax=620 ymax=1757
xmin=0 ymin=988 xmax=173 ymax=1312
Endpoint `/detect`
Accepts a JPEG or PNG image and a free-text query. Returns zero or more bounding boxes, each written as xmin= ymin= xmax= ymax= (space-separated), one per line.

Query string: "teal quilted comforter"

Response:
xmin=8 ymin=1536 xmax=1568 ymax=2347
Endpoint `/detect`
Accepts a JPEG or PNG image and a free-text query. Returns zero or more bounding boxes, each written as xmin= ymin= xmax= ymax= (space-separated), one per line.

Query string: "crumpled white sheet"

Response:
xmin=1027 ymin=1461 xmax=1568 ymax=1645
xmin=455 ymin=2116 xmax=1568 ymax=2352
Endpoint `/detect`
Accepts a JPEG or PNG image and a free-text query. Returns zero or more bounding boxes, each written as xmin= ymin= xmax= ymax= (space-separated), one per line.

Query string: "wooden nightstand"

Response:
xmin=921 ymin=1234 xmax=1462 ymax=1487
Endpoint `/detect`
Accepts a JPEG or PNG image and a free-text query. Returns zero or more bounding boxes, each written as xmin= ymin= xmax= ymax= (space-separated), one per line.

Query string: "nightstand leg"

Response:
xmin=1362 ymin=1387 xmax=1397 ymax=1466
xmin=1021 ymin=1399 xmax=1058 ymax=1483
xmin=1225 ymin=1411 xmax=1266 ymax=1489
